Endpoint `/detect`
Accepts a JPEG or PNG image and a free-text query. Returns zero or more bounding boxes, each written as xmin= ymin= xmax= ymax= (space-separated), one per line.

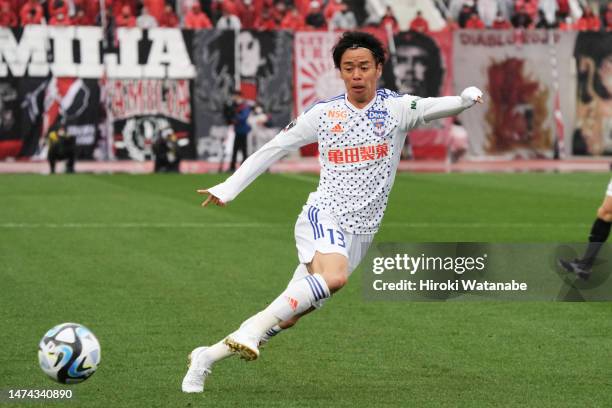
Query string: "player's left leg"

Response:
xmin=559 ymin=193 xmax=612 ymax=280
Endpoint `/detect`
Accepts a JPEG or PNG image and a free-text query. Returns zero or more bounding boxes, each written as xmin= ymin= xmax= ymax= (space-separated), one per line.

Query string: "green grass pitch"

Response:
xmin=1 ymin=172 xmax=611 ymax=407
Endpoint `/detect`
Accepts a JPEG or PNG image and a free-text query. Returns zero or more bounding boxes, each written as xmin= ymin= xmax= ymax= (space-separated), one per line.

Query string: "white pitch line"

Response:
xmin=0 ymin=222 xmax=588 ymax=229
xmin=0 ymin=222 xmax=287 ymax=229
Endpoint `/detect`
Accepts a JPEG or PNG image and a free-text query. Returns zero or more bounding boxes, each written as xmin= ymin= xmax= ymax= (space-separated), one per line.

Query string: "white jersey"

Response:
xmin=208 ymin=88 xmax=425 ymax=234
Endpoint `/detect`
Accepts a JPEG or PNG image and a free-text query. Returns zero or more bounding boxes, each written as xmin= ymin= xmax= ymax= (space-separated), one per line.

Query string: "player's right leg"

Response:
xmin=559 ymin=192 xmax=612 ymax=280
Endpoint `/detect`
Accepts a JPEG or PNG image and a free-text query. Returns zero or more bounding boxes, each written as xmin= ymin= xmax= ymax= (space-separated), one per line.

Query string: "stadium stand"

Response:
xmin=0 ymin=0 xmax=609 ymax=31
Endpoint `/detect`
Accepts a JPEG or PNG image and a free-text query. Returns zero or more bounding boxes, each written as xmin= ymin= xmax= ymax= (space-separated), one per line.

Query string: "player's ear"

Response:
xmin=376 ymin=62 xmax=383 ymax=79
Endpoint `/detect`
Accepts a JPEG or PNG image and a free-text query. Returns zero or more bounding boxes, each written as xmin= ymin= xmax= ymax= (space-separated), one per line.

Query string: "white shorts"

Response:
xmin=294 ymin=204 xmax=374 ymax=274
xmin=607 ymin=179 xmax=612 ymax=196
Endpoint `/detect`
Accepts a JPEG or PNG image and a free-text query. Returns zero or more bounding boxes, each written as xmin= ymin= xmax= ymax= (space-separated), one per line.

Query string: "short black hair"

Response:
xmin=332 ymin=31 xmax=387 ymax=69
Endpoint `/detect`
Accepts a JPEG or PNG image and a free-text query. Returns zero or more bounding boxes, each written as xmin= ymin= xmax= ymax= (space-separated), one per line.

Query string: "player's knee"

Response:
xmin=324 ymin=270 xmax=349 ymax=292
xmin=597 ymin=206 xmax=612 ymax=222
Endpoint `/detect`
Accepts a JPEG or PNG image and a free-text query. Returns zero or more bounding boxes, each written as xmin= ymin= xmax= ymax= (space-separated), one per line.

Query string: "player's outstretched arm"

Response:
xmin=420 ymin=86 xmax=484 ymax=122
xmin=197 ymin=114 xmax=318 ymax=207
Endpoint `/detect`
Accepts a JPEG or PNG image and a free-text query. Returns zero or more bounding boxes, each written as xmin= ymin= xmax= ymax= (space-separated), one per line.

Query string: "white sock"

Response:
xmin=265 ymin=273 xmax=330 ymax=322
xmin=240 ymin=274 xmax=330 ymax=339
xmin=202 ymin=340 xmax=232 ymax=367
xmin=261 ymin=325 xmax=283 ymax=343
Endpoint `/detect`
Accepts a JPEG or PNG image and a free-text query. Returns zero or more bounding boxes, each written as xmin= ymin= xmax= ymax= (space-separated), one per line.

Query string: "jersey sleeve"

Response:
xmin=207 ymin=108 xmax=319 ymax=203
xmin=393 ymin=94 xmax=426 ymax=132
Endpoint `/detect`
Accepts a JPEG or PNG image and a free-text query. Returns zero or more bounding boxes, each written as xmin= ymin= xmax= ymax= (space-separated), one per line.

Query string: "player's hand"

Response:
xmin=460 ymin=86 xmax=484 ymax=106
xmin=197 ymin=189 xmax=226 ymax=207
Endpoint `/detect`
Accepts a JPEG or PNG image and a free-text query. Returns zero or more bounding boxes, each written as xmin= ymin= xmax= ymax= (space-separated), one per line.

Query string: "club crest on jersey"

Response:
xmin=367 ymin=110 xmax=388 ymax=137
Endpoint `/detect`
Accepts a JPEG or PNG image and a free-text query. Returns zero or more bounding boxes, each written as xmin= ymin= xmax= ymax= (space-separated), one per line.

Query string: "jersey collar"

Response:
xmin=344 ymin=93 xmax=377 ymax=114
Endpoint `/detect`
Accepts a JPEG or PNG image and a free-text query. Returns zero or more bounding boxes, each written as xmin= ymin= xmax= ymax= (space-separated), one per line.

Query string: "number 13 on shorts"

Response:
xmin=322 ymin=227 xmax=346 ymax=248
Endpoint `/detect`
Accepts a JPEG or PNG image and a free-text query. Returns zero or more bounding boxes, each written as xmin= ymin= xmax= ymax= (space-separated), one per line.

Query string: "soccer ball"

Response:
xmin=38 ymin=323 xmax=101 ymax=384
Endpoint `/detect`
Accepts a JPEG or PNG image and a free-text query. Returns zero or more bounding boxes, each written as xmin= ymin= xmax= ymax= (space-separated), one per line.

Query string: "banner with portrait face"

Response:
xmin=572 ymin=32 xmax=612 ymax=156
xmin=453 ymin=30 xmax=576 ymax=159
xmin=381 ymin=30 xmax=454 ymax=159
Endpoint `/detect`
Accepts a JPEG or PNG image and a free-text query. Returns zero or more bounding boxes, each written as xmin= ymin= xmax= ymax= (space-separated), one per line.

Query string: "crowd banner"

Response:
xmin=0 ymin=26 xmax=196 ymax=160
xmin=238 ymin=30 xmax=293 ymax=131
xmin=453 ymin=30 xmax=576 ymax=159
xmin=571 ymin=32 xmax=612 ymax=156
xmin=294 ymin=31 xmax=344 ymax=116
xmin=191 ymin=30 xmax=236 ymax=161
xmin=105 ymin=79 xmax=192 ymax=161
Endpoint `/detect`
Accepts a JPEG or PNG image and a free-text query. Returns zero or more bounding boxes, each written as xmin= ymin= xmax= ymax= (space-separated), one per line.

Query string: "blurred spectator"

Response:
xmin=465 ymin=12 xmax=485 ymax=28
xmin=49 ymin=10 xmax=70 ymax=25
xmin=305 ymin=1 xmax=326 ymax=29
xmin=280 ymin=5 xmax=305 ymax=30
xmin=324 ymin=0 xmax=343 ymax=21
xmin=216 ymin=3 xmax=241 ymax=30
xmin=184 ymin=3 xmax=212 ymax=29
xmin=153 ymin=127 xmax=181 ymax=173
xmin=409 ymin=10 xmax=429 ymax=33
xmin=75 ymin=0 xmax=102 ymax=26
xmin=20 ymin=0 xmax=43 ymax=25
xmin=247 ymin=102 xmax=272 ymax=152
xmin=330 ymin=1 xmax=356 ymax=30
xmin=159 ymin=4 xmax=179 ymax=27
xmin=457 ymin=1 xmax=476 ymax=28
xmin=606 ymin=3 xmax=612 ymax=31
xmin=557 ymin=0 xmax=570 ymax=20
xmin=515 ymin=0 xmax=538 ymax=21
xmin=254 ymin=7 xmax=275 ymax=30
xmin=294 ymin=0 xmax=310 ymax=15
xmin=0 ymin=2 xmax=18 ymax=27
xmin=137 ymin=6 xmax=158 ymax=28
xmin=575 ymin=7 xmax=600 ymax=31
xmin=270 ymin=1 xmax=286 ymax=26
xmin=380 ymin=6 xmax=399 ymax=35
xmin=143 ymin=0 xmax=165 ymax=23
xmin=491 ymin=11 xmax=512 ymax=28
xmin=71 ymin=7 xmax=91 ymax=25
xmin=116 ymin=5 xmax=136 ymax=27
xmin=47 ymin=126 xmax=76 ymax=174
xmin=511 ymin=5 xmax=533 ymax=28
xmin=113 ymin=0 xmax=137 ymax=20
xmin=238 ymin=0 xmax=257 ymax=29
xmin=48 ymin=0 xmax=68 ymax=19
xmin=228 ymin=92 xmax=252 ymax=172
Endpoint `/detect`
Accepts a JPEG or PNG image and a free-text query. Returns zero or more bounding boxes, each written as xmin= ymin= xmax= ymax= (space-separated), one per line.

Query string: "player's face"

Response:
xmin=339 ymin=48 xmax=382 ymax=108
xmin=394 ymin=45 xmax=428 ymax=96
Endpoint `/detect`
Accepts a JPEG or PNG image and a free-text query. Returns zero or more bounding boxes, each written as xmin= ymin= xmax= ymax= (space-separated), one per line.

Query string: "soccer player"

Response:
xmin=182 ymin=31 xmax=483 ymax=393
xmin=558 ymin=187 xmax=612 ymax=280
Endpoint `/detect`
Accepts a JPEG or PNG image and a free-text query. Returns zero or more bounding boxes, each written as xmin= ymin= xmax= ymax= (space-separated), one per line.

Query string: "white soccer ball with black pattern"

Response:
xmin=38 ymin=323 xmax=101 ymax=384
